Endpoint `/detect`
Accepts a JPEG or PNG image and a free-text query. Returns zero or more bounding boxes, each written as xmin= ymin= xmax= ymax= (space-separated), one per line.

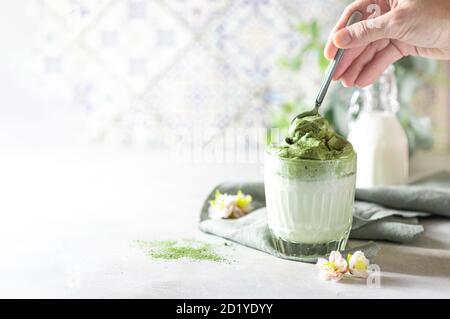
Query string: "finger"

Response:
xmin=324 ymin=0 xmax=379 ymax=59
xmin=332 ymin=45 xmax=367 ymax=80
xmin=415 ymin=47 xmax=450 ymax=60
xmin=354 ymin=42 xmax=404 ymax=87
xmin=333 ymin=11 xmax=395 ymax=49
xmin=339 ymin=39 xmax=390 ymax=86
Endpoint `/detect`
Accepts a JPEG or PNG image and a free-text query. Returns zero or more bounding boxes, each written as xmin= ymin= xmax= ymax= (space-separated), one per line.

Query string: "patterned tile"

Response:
xmin=233 ymin=96 xmax=271 ymax=129
xmin=26 ymin=4 xmax=72 ymax=76
xmin=161 ymin=0 xmax=233 ymax=32
xmin=205 ymin=0 xmax=301 ymax=87
xmin=27 ymin=0 xmax=347 ymax=147
xmin=40 ymin=0 xmax=113 ymax=39
xmin=83 ymin=0 xmax=193 ymax=94
xmin=100 ymin=30 xmax=119 ymax=47
xmin=143 ymin=42 xmax=252 ymax=142
xmin=277 ymin=0 xmax=345 ymax=28
xmin=61 ymin=50 xmax=164 ymax=146
xmin=87 ymin=98 xmax=166 ymax=146
xmin=128 ymin=0 xmax=148 ymax=20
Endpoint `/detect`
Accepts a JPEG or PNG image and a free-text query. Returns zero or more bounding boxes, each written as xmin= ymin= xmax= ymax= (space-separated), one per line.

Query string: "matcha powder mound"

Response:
xmin=134 ymin=239 xmax=224 ymax=262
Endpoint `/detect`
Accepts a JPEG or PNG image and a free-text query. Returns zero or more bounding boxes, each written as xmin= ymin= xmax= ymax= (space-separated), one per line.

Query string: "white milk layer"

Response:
xmin=265 ymin=173 xmax=355 ymax=244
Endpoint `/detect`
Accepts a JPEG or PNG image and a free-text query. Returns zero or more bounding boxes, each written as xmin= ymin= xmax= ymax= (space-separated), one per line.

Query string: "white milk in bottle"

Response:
xmin=347 ymin=65 xmax=409 ymax=188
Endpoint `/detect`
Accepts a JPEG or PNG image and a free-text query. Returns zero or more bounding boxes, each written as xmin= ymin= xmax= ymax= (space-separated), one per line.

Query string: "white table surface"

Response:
xmin=1 ymin=147 xmax=450 ymax=298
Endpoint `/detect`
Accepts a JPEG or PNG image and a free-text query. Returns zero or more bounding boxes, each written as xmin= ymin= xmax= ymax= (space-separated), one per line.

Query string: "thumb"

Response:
xmin=333 ymin=12 xmax=393 ymax=49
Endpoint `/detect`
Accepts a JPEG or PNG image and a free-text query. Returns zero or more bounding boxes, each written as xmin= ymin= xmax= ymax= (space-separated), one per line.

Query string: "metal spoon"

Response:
xmin=291 ymin=11 xmax=363 ymax=123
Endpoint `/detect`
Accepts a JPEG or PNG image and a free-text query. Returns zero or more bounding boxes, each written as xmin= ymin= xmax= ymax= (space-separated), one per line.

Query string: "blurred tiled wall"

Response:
xmin=25 ymin=0 xmax=344 ymax=147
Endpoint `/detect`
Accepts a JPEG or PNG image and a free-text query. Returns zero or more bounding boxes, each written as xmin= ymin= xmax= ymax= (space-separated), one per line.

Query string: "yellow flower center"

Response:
xmin=325 ymin=261 xmax=341 ymax=273
xmin=354 ymin=260 xmax=367 ymax=270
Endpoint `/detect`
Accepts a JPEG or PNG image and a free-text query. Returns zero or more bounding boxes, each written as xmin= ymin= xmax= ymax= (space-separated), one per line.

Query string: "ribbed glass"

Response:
xmin=264 ymin=152 xmax=356 ymax=260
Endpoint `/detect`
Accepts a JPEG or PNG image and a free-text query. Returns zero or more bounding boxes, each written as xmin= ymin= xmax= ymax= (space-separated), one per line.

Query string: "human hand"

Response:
xmin=325 ymin=0 xmax=450 ymax=87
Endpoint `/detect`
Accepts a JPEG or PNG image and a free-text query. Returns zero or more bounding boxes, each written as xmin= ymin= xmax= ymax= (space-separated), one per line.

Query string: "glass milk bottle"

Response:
xmin=347 ymin=65 xmax=408 ymax=188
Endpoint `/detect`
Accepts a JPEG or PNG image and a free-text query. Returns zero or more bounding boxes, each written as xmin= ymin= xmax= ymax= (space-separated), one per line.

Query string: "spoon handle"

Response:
xmin=315 ymin=11 xmax=363 ymax=108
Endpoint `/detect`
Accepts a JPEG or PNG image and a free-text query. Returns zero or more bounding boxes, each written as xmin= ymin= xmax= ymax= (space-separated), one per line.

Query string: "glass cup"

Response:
xmin=264 ymin=151 xmax=357 ymax=261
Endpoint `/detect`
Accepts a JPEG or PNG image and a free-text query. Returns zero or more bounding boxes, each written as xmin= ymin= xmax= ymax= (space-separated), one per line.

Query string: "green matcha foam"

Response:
xmin=268 ymin=114 xmax=354 ymax=161
xmin=267 ymin=114 xmax=356 ymax=180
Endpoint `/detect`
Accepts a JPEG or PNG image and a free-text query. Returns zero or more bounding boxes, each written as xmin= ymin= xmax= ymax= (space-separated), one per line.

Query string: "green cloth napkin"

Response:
xmin=356 ymin=171 xmax=450 ymax=217
xmin=199 ymin=171 xmax=450 ymax=263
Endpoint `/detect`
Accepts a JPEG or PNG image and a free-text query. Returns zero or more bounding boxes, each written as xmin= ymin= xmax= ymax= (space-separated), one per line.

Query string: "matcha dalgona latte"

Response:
xmin=265 ymin=114 xmax=356 ymax=260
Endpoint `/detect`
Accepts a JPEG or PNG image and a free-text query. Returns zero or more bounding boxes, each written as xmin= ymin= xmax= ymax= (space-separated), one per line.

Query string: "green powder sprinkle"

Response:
xmin=134 ymin=239 xmax=224 ymax=262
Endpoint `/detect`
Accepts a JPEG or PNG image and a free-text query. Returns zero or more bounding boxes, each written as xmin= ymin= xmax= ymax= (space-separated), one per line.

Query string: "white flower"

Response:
xmin=208 ymin=190 xmax=252 ymax=219
xmin=347 ymin=251 xmax=370 ymax=278
xmin=317 ymin=251 xmax=348 ymax=282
